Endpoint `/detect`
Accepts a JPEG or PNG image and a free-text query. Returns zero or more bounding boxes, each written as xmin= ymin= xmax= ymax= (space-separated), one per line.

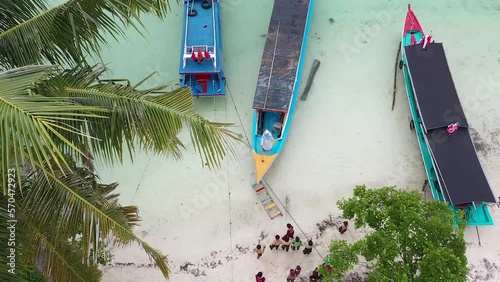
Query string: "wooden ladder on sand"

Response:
xmin=252 ymin=183 xmax=282 ymax=220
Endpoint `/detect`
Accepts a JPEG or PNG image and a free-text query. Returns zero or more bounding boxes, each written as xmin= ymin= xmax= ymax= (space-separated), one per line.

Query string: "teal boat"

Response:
xmin=401 ymin=4 xmax=496 ymax=226
xmin=400 ymin=5 xmax=496 ymax=226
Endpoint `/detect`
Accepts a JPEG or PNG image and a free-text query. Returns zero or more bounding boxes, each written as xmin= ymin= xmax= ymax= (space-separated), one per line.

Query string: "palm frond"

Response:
xmin=25 ymin=223 xmax=102 ymax=282
xmin=37 ymin=64 xmax=240 ymax=168
xmin=0 ymin=0 xmax=173 ymax=68
xmin=0 ymin=65 xmax=108 ymax=193
xmin=22 ymin=162 xmax=169 ymax=278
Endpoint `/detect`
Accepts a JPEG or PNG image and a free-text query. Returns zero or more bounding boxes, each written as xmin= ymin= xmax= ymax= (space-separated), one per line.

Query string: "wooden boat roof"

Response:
xmin=404 ymin=43 xmax=468 ymax=130
xmin=252 ymin=0 xmax=311 ymax=112
xmin=426 ymin=128 xmax=496 ymax=204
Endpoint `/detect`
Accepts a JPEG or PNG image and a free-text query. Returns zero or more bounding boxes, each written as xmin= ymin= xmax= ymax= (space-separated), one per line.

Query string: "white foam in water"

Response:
xmin=92 ymin=0 xmax=500 ymax=280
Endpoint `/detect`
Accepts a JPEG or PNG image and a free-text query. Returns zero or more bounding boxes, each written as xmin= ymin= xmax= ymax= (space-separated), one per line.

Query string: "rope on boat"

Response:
xmin=226 ymin=81 xmax=251 ymax=146
xmin=392 ymin=41 xmax=402 ymax=111
xmin=222 ymin=87 xmax=236 ymax=281
xmin=130 ymin=154 xmax=153 ymax=204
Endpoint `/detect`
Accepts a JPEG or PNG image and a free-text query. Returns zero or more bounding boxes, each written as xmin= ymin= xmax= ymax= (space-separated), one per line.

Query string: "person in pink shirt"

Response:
xmin=255 ymin=271 xmax=266 ymax=282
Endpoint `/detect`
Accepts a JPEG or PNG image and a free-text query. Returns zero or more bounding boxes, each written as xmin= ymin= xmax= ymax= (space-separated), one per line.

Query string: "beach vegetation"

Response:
xmin=320 ymin=185 xmax=468 ymax=282
xmin=0 ymin=0 xmax=238 ymax=281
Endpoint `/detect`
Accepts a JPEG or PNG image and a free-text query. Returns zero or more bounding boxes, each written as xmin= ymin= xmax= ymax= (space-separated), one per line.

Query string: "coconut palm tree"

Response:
xmin=0 ymin=0 xmax=238 ymax=281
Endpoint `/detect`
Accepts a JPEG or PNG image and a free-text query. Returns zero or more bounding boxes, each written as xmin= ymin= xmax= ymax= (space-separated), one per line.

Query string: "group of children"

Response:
xmin=254 ymin=224 xmax=314 ymax=259
xmin=254 ymin=221 xmax=350 ymax=281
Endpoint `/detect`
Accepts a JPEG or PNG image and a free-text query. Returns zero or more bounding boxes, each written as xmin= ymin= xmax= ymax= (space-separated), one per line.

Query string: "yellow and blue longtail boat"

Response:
xmin=251 ymin=0 xmax=315 ymax=184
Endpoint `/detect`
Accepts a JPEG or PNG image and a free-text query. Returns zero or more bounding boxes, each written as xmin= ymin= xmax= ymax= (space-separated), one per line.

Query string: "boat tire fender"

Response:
xmin=410 ymin=119 xmax=415 ymax=130
xmin=201 ymin=0 xmax=212 ymax=9
xmin=399 ymin=60 xmax=404 ymax=70
xmin=188 ymin=8 xmax=197 ymax=17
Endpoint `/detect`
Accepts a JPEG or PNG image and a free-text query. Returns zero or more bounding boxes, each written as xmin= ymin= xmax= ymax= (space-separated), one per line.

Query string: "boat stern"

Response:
xmin=453 ymin=203 xmax=495 ymax=226
xmin=180 ymin=72 xmax=226 ymax=96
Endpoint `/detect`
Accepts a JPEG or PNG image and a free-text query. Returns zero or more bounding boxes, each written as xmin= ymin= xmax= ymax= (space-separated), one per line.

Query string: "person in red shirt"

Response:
xmin=284 ymin=223 xmax=294 ymax=238
xmin=294 ymin=265 xmax=301 ymax=276
xmin=287 ymin=268 xmax=297 ymax=281
xmin=255 ymin=271 xmax=266 ymax=282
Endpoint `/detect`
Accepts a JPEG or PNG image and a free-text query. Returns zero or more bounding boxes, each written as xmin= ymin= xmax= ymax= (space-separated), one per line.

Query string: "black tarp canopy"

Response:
xmin=426 ymin=129 xmax=496 ymax=204
xmin=252 ymin=0 xmax=310 ymax=112
xmin=405 ymin=43 xmax=468 ymax=131
xmin=405 ymin=42 xmax=496 ymax=204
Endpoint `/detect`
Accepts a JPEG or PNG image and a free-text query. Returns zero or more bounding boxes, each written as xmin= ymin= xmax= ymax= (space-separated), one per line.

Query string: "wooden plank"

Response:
xmin=251 ymin=182 xmax=283 ymax=220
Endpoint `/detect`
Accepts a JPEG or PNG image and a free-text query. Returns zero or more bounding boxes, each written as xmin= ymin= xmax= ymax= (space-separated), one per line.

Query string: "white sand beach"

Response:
xmin=96 ymin=0 xmax=500 ymax=281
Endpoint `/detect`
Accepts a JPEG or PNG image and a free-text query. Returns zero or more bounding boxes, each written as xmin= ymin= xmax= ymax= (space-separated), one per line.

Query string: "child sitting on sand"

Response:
xmin=338 ymin=221 xmax=348 ymax=234
xmin=303 ymin=239 xmax=314 ymax=255
xmin=281 ymin=236 xmax=291 ymax=252
xmin=255 ymin=271 xmax=266 ymax=282
xmin=269 ymin=234 xmax=282 ymax=250
xmin=254 ymin=244 xmax=266 ymax=259
xmin=291 ymin=236 xmax=302 ymax=251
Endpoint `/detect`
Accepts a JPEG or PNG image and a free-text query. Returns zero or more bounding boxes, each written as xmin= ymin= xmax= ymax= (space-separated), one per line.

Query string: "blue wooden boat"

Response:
xmin=251 ymin=0 xmax=315 ymax=184
xmin=401 ymin=4 xmax=496 ymax=226
xmin=179 ymin=0 xmax=225 ymax=97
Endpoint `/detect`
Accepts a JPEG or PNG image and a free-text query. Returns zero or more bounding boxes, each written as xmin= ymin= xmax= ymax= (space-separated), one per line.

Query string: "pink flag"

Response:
xmin=422 ymin=34 xmax=433 ymax=49
xmin=446 ymin=122 xmax=460 ymax=135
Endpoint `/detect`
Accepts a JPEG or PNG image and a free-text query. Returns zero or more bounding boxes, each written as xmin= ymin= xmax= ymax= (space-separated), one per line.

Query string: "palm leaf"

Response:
xmin=22 ymin=161 xmax=170 ymax=278
xmin=0 ymin=0 xmax=173 ymax=68
xmin=25 ymin=223 xmax=103 ymax=282
xmin=38 ymin=65 xmax=240 ymax=168
xmin=0 ymin=65 xmax=108 ymax=193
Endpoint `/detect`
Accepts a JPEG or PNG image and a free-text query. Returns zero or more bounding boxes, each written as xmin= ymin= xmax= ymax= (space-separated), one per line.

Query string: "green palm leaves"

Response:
xmin=0 ymin=0 xmax=173 ymax=67
xmin=0 ymin=0 xmax=238 ymax=281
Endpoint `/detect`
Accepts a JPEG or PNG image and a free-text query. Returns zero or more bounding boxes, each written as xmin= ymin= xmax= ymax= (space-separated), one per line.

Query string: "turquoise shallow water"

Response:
xmin=61 ymin=0 xmax=500 ymax=280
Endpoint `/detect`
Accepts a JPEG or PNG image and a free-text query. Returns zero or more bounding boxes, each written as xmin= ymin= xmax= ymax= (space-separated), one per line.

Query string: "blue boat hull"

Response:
xmin=179 ymin=0 xmax=225 ymax=97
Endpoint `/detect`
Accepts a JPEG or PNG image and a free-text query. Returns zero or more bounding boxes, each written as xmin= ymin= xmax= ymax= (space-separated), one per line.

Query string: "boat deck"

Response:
xmin=179 ymin=0 xmax=225 ymax=96
xmin=180 ymin=0 xmax=223 ymax=74
xmin=426 ymin=128 xmax=495 ymax=204
xmin=252 ymin=0 xmax=311 ymax=112
xmin=404 ymin=43 xmax=468 ymax=130
xmin=405 ymin=43 xmax=496 ymax=206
